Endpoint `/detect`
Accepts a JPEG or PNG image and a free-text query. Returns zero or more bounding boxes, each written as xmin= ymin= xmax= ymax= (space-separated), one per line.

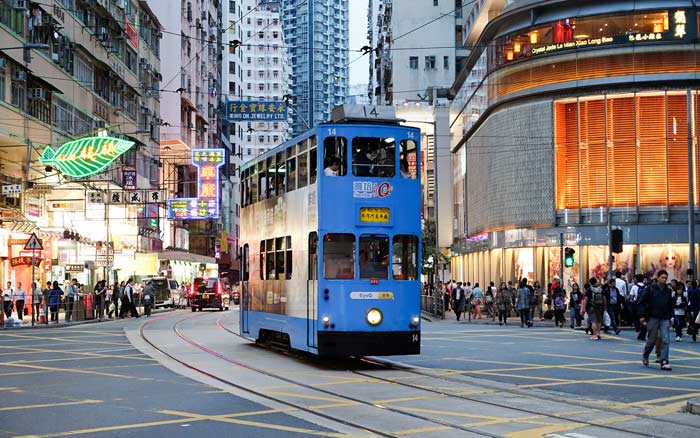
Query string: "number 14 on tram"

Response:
xmin=239 ymin=105 xmax=422 ymax=357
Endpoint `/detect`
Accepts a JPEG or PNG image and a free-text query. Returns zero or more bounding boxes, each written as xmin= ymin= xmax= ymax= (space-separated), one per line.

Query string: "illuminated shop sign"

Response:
xmin=39 ymin=137 xmax=135 ymax=178
xmin=166 ymin=149 xmax=225 ymax=220
xmin=523 ymin=10 xmax=692 ymax=59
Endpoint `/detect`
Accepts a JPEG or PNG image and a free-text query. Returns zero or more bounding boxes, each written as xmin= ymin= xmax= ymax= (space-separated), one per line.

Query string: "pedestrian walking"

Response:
xmin=628 ymin=274 xmax=646 ymax=338
xmin=484 ymin=282 xmax=495 ymax=320
xmin=48 ymin=281 xmax=63 ymax=323
xmin=94 ymin=280 xmax=107 ymax=321
xmin=143 ymin=280 xmax=154 ymax=317
xmin=569 ymin=283 xmax=582 ymax=329
xmin=472 ymin=283 xmax=483 ymax=319
xmin=452 ymin=282 xmax=466 ymax=321
xmin=2 ymin=281 xmax=12 ymax=319
xmin=13 ymin=282 xmax=26 ymax=321
xmin=614 ymin=271 xmax=629 ymax=325
xmin=496 ymin=282 xmax=510 ymax=325
xmin=533 ymin=281 xmax=544 ymax=321
xmin=121 ymin=278 xmax=140 ymax=318
xmin=606 ymin=278 xmax=622 ymax=334
xmin=554 ymin=293 xmax=566 ymax=328
xmin=31 ymin=282 xmax=41 ymax=321
xmin=65 ymin=279 xmax=79 ymax=322
xmin=586 ymin=278 xmax=606 ymax=340
xmin=107 ymin=283 xmax=119 ymax=319
xmin=688 ymin=280 xmax=700 ymax=342
xmin=516 ymin=279 xmax=532 ymax=328
xmin=42 ymin=281 xmax=51 ymax=324
xmin=639 ymin=270 xmax=674 ymax=371
xmin=672 ymin=286 xmax=688 ymax=342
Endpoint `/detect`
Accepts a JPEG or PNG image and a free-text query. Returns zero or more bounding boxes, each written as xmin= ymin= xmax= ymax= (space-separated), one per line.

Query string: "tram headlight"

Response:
xmin=412 ymin=316 xmax=420 ymax=325
xmin=366 ymin=308 xmax=383 ymax=326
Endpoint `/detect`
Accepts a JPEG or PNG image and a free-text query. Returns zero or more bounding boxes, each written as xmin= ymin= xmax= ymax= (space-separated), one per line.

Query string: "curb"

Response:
xmin=687 ymin=398 xmax=700 ymax=415
xmin=2 ymin=308 xmax=175 ymax=330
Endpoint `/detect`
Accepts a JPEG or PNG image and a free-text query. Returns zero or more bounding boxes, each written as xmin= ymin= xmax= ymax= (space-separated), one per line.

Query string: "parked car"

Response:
xmin=140 ymin=277 xmax=173 ymax=307
xmin=189 ymin=277 xmax=229 ymax=311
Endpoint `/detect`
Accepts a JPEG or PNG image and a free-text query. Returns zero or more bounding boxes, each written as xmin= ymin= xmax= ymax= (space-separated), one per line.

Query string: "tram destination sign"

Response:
xmin=226 ymin=100 xmax=288 ymax=121
xmin=359 ymin=207 xmax=390 ymax=223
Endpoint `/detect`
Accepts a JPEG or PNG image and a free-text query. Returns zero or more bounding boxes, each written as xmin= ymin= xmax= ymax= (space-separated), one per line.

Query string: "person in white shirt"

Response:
xmin=13 ymin=282 xmax=27 ymax=321
xmin=614 ymin=271 xmax=629 ymax=325
xmin=324 ymin=156 xmax=341 ymax=176
xmin=2 ymin=281 xmax=13 ymax=318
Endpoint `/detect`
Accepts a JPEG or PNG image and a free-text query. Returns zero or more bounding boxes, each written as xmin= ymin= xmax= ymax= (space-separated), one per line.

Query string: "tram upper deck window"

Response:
xmin=323 ymin=136 xmax=347 ymax=176
xmin=275 ymin=151 xmax=286 ymax=196
xmin=392 ymin=235 xmax=418 ymax=280
xmin=352 ymin=137 xmax=396 ymax=178
xmin=252 ymin=163 xmax=260 ymax=203
xmin=323 ymin=233 xmax=355 ymax=279
xmin=287 ymin=147 xmax=296 ymax=191
xmin=298 ymin=145 xmax=308 ymax=189
xmin=359 ymin=235 xmax=389 ymax=280
xmin=400 ymin=140 xmax=417 ymax=179
xmin=310 ymin=144 xmax=318 ymax=184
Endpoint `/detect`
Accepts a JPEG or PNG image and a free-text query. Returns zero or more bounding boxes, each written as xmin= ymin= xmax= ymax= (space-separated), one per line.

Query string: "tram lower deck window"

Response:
xmin=392 ymin=235 xmax=418 ymax=280
xmin=323 ymin=233 xmax=355 ymax=279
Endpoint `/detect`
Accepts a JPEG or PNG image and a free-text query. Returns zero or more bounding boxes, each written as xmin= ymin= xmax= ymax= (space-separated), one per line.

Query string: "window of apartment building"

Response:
xmin=272 ymin=57 xmax=279 ymax=65
xmin=273 ymin=122 xmax=279 ymax=129
xmin=258 ymin=56 xmax=265 ymax=63
xmin=247 ymin=30 xmax=251 ymax=37
xmin=229 ymin=81 xmax=236 ymax=94
xmin=247 ymin=57 xmax=251 ymax=64
xmin=230 ymin=1 xmax=236 ymax=13
xmin=247 ymin=83 xmax=251 ymax=90
xmin=258 ymin=31 xmax=264 ymax=39
xmin=247 ymin=70 xmax=251 ymax=77
xmin=409 ymin=56 xmax=418 ymax=69
xmin=273 ymin=70 xmax=279 ymax=78
xmin=74 ymin=54 xmax=93 ymax=89
xmin=443 ymin=56 xmax=449 ymax=69
xmin=258 ymin=70 xmax=264 ymax=78
xmin=247 ymin=17 xmax=251 ymax=24
xmin=273 ymin=18 xmax=278 ymax=25
xmin=425 ymin=56 xmax=436 ymax=69
xmin=273 ymin=83 xmax=279 ymax=91
xmin=258 ymin=83 xmax=264 ymax=91
xmin=272 ymin=31 xmax=278 ymax=39
xmin=272 ymin=44 xmax=278 ymax=52
xmin=258 ymin=135 xmax=265 ymax=143
xmin=10 ymin=67 xmax=26 ymax=111
xmin=433 ymin=0 xmax=438 ymax=5
xmin=229 ymin=61 xmax=236 ymax=74
xmin=257 ymin=18 xmax=263 ymax=26
xmin=0 ymin=58 xmax=5 ymax=101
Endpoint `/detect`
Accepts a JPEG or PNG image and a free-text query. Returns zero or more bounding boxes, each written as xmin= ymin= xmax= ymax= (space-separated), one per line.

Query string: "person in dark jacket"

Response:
xmin=451 ymin=282 xmax=466 ymax=321
xmin=688 ymin=280 xmax=700 ymax=342
xmin=143 ymin=280 xmax=154 ymax=317
xmin=48 ymin=281 xmax=63 ymax=323
xmin=639 ymin=270 xmax=674 ymax=371
xmin=672 ymin=285 xmax=688 ymax=342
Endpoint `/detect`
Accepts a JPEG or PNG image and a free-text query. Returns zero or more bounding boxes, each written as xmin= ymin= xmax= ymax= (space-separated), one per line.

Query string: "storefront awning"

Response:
xmin=158 ymin=250 xmax=215 ymax=265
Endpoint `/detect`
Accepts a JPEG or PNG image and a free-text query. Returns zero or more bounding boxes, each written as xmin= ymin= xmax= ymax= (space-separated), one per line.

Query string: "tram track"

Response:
xmin=142 ymin=311 xmax=514 ymax=438
xmin=212 ymin=316 xmax=682 ymax=438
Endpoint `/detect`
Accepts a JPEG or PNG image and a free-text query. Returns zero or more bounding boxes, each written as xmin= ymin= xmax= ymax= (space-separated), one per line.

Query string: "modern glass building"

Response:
xmin=281 ymin=0 xmax=349 ymax=135
xmin=449 ymin=1 xmax=700 ymax=289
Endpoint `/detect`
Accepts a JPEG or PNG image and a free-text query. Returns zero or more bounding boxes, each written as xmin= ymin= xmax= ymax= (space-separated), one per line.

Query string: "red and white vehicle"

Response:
xmin=189 ymin=277 xmax=229 ymax=311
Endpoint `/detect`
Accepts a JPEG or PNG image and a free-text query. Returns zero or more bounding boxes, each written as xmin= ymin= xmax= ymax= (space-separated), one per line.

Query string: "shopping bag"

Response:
xmin=109 ymin=302 xmax=116 ymax=313
xmin=583 ymin=311 xmax=589 ymax=327
xmin=695 ymin=312 xmax=700 ymax=325
xmin=603 ymin=311 xmax=611 ymax=327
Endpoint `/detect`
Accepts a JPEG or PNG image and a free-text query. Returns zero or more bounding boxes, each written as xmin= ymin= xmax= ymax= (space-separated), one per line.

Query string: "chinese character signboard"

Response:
xmin=226 ymin=101 xmax=288 ymax=121
xmin=40 ymin=137 xmax=135 ymax=178
xmin=122 ymin=169 xmax=137 ymax=190
xmin=167 ymin=149 xmax=225 ymax=220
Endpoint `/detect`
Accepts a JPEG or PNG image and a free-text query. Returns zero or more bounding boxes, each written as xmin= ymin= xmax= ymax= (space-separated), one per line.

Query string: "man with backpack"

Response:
xmin=628 ymin=274 xmax=647 ymax=339
xmin=586 ymin=278 xmax=606 ymax=340
xmin=639 ymin=270 xmax=674 ymax=371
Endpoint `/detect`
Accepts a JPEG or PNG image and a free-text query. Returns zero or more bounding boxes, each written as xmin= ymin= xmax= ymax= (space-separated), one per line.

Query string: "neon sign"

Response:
xmin=39 ymin=137 xmax=135 ymax=178
xmin=167 ymin=149 xmax=225 ymax=220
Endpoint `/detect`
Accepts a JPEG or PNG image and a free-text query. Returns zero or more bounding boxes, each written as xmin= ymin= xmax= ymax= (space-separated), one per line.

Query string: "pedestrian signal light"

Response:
xmin=564 ymin=247 xmax=575 ymax=268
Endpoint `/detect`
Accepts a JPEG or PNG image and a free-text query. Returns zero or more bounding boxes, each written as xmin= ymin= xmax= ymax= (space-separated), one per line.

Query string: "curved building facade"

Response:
xmin=450 ymin=0 xmax=700 ymax=287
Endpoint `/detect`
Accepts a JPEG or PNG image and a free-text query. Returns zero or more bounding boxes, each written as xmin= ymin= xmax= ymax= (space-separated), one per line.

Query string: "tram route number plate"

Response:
xmin=350 ymin=292 xmax=394 ymax=300
xmin=360 ymin=207 xmax=390 ymax=223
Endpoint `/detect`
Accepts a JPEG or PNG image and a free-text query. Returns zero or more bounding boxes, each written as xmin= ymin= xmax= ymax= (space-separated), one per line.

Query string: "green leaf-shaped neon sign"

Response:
xmin=40 ymin=136 xmax=135 ymax=178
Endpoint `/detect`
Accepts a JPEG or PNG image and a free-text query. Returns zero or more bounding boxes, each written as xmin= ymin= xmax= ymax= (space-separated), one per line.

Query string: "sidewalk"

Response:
xmin=2 ymin=307 xmax=174 ymax=330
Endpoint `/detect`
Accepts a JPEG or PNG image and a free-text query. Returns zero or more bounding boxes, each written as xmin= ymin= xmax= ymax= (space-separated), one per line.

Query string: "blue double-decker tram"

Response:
xmin=239 ymin=105 xmax=421 ymax=357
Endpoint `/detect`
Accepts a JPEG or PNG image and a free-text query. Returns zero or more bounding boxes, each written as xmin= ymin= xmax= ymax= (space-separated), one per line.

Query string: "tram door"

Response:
xmin=241 ymin=244 xmax=250 ymax=334
xmin=307 ymin=232 xmax=318 ymax=348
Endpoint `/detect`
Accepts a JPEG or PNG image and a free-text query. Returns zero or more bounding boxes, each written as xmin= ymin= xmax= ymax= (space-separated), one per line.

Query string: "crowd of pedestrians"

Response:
xmin=2 ymin=278 xmax=155 ymax=326
xmin=428 ymin=270 xmax=700 ymax=372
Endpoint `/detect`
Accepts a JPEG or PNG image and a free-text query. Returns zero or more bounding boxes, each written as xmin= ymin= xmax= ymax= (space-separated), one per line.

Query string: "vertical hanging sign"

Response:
xmin=166 ymin=149 xmax=225 ymax=220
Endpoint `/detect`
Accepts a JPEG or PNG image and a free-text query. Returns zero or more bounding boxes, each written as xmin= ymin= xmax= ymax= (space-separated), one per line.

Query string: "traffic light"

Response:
xmin=611 ymin=229 xmax=623 ymax=253
xmin=564 ymin=247 xmax=575 ymax=268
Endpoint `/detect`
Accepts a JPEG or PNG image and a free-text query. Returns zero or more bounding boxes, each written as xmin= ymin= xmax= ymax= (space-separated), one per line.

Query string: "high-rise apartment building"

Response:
xmin=372 ymin=0 xmax=468 ymax=105
xmin=0 ymin=0 xmax=163 ymax=287
xmin=153 ymin=0 xmax=224 ymax=258
xmin=239 ymin=0 xmax=290 ymax=162
xmin=281 ymin=0 xmax=349 ymax=135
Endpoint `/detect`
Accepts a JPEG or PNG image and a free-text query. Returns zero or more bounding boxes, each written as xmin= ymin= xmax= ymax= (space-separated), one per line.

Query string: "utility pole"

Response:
xmin=688 ymin=88 xmax=696 ymax=281
xmin=607 ymin=208 xmax=614 ymax=281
